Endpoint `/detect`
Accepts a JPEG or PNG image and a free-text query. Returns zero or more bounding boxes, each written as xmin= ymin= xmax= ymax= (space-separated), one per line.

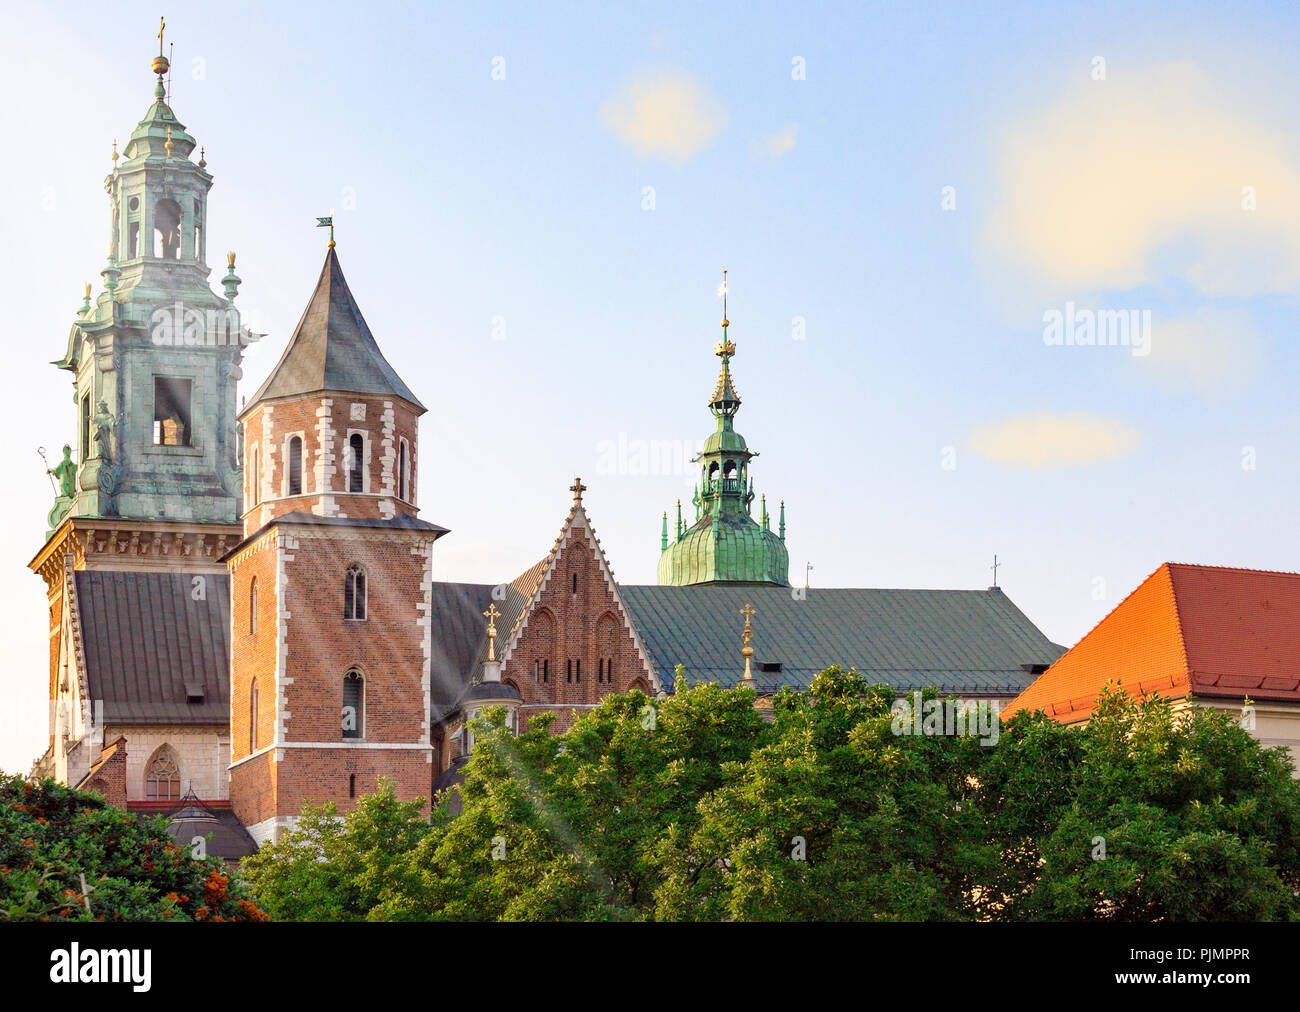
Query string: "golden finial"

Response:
xmin=717 ymin=268 xmax=729 ymax=328
xmin=198 ymin=146 xmax=206 ymax=169
xmin=164 ymin=126 xmax=173 ymax=158
xmin=740 ymin=603 xmax=756 ymax=682
xmin=84 ymin=283 xmax=91 ymax=298
xmin=110 ymin=139 xmax=118 ymax=165
xmin=152 ymin=17 xmax=170 ymax=77
xmin=570 ymin=476 xmax=587 ymax=505
xmin=483 ymin=603 xmax=502 ymax=661
xmin=227 ymin=251 xmax=236 ymax=268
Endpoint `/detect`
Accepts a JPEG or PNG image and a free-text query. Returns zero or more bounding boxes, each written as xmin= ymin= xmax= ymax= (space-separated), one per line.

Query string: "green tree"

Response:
xmin=240 ymin=776 xmax=433 ymax=921
xmin=0 ymin=775 xmax=265 ymax=921
xmin=1004 ymin=687 xmax=1300 ymax=921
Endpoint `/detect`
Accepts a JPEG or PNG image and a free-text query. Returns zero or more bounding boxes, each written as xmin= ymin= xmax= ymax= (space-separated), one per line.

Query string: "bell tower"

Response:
xmin=657 ymin=273 xmax=790 ymax=586
xmin=30 ymin=23 xmax=248 ymax=797
xmin=50 ymin=19 xmax=247 ymax=528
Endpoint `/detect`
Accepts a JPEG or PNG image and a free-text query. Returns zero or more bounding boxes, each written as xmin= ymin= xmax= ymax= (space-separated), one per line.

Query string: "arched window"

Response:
xmin=287 ymin=436 xmax=303 ymax=496
xmin=344 ymin=564 xmax=367 ymax=621
xmin=249 ymin=577 xmax=258 ymax=635
xmin=153 ymin=198 xmax=182 ymax=259
xmin=342 ymin=670 xmax=364 ymax=739
xmin=398 ymin=439 xmax=410 ymax=501
xmin=347 ymin=433 xmax=364 ymax=493
xmin=249 ymin=680 xmax=259 ymax=751
xmin=144 ymin=748 xmax=181 ymax=801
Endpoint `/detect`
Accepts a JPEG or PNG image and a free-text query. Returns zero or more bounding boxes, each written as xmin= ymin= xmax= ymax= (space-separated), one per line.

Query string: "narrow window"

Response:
xmin=249 ymin=680 xmax=259 ymax=752
xmin=344 ymin=564 xmax=367 ymax=621
xmin=287 ymin=436 xmax=303 ymax=495
xmin=153 ymin=377 xmax=193 ymax=447
xmin=566 ymin=659 xmax=572 ymax=684
xmin=542 ymin=659 xmax=548 ymax=684
xmin=606 ymin=657 xmax=614 ymax=684
xmin=343 ymin=670 xmax=364 ymax=739
xmin=249 ymin=577 xmax=258 ymax=635
xmin=250 ymin=445 xmax=260 ymax=505
xmin=575 ymin=659 xmax=581 ymax=683
xmin=398 ymin=439 xmax=409 ymax=501
xmin=128 ymin=221 xmax=140 ymax=258
xmin=533 ymin=660 xmax=539 ymax=683
xmin=349 ymin=774 xmax=356 ymax=799
xmin=572 ymin=573 xmax=578 ymax=594
xmin=80 ymin=394 xmax=91 ymax=462
xmin=347 ymin=433 xmax=364 ymax=492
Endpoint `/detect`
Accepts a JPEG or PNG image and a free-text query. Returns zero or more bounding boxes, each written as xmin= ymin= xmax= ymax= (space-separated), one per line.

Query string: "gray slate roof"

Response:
xmin=245 ymin=248 xmax=425 ymax=412
xmin=619 ymin=585 xmax=1064 ymax=696
xmin=74 ymin=571 xmax=231 ymax=724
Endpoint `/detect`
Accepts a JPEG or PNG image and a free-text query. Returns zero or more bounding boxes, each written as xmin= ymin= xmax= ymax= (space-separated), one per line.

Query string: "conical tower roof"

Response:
xmin=244 ymin=248 xmax=425 ymax=414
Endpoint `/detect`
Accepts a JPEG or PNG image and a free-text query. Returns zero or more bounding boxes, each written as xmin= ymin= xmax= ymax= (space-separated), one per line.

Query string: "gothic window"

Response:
xmin=249 ymin=577 xmax=258 ymax=635
xmin=572 ymin=573 xmax=578 ymax=595
xmin=153 ymin=378 xmax=192 ymax=447
xmin=249 ymin=680 xmax=259 ymax=751
xmin=344 ymin=564 xmax=367 ymax=621
xmin=567 ymin=659 xmax=573 ymax=684
xmin=347 ymin=433 xmax=365 ymax=493
xmin=144 ymin=749 xmax=181 ymax=801
xmin=287 ymin=436 xmax=303 ymax=495
xmin=542 ymin=659 xmax=549 ymax=683
xmin=398 ymin=439 xmax=410 ymax=501
xmin=575 ymin=659 xmax=581 ymax=683
xmin=342 ymin=671 xmax=364 ymax=739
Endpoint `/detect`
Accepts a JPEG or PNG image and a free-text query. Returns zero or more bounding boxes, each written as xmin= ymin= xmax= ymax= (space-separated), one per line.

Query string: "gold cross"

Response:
xmin=483 ymin=603 xmax=501 ymax=660
xmin=740 ymin=603 xmax=756 ymax=624
xmin=570 ymin=476 xmax=587 ymax=504
xmin=158 ymin=16 xmax=166 ymax=55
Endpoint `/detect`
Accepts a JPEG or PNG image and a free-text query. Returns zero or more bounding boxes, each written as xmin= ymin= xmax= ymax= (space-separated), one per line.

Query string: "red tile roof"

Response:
xmin=1005 ymin=563 xmax=1300 ymax=722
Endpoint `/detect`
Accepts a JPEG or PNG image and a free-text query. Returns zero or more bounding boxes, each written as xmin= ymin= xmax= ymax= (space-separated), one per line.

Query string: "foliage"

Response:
xmin=239 ymin=776 xmax=434 ymax=921
xmin=243 ymin=678 xmax=1300 ymax=922
xmin=0 ymin=774 xmax=265 ymax=921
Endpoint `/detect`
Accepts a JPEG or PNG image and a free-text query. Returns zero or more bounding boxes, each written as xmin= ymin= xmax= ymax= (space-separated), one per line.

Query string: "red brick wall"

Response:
xmin=228 ymin=525 xmax=435 ymax=825
xmin=241 ymin=394 xmax=421 ymax=536
xmin=501 ymin=517 xmax=655 ymax=734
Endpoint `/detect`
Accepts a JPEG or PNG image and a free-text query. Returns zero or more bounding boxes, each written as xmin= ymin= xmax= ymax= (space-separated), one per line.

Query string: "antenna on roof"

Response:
xmin=990 ymin=554 xmax=1001 ymax=588
xmin=167 ymin=42 xmax=173 ymax=103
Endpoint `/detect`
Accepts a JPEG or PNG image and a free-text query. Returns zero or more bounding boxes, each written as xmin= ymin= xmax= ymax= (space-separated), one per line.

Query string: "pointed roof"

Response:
xmin=1005 ymin=562 xmax=1300 ymax=722
xmin=499 ymin=481 xmax=662 ymax=693
xmin=245 ymin=248 xmax=425 ymax=414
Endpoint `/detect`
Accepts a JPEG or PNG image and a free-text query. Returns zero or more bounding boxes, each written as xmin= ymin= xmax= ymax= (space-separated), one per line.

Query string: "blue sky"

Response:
xmin=2 ymin=0 xmax=1300 ymax=771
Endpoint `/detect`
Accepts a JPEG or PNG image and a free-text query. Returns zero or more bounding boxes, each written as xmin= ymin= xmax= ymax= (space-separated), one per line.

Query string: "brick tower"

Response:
xmin=226 ymin=239 xmax=446 ymax=844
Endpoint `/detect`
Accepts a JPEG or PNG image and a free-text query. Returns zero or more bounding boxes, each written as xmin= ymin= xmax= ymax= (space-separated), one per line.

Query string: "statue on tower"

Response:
xmin=91 ymin=400 xmax=115 ymax=462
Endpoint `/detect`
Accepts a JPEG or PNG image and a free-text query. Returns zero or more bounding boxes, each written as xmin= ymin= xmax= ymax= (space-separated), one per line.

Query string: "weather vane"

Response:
xmin=316 ymin=212 xmax=335 ymax=248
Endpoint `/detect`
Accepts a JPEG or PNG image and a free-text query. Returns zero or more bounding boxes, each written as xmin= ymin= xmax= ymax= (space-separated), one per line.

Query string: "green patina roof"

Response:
xmin=658 ymin=311 xmax=789 ymax=587
xmin=621 ymin=584 xmax=1066 ymax=695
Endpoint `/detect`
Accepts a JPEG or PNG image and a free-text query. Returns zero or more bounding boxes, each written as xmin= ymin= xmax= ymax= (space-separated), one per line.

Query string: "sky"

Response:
xmin=2 ymin=0 xmax=1300 ymax=772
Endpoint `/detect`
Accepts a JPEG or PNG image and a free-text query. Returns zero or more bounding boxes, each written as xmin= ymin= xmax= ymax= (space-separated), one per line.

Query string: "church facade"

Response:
xmin=28 ymin=36 xmax=1064 ymax=854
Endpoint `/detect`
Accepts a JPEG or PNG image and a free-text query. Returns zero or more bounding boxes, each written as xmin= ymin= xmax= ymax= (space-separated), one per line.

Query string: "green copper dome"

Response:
xmin=657 ymin=286 xmax=789 ymax=587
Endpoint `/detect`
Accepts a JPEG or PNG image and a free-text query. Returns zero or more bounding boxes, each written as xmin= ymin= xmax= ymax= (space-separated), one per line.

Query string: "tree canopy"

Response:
xmin=243 ymin=671 xmax=1300 ymax=922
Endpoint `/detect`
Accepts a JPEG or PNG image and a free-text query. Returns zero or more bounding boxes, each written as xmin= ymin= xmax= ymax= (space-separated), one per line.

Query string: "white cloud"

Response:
xmin=599 ymin=68 xmax=727 ymax=164
xmin=968 ymin=413 xmax=1139 ymax=470
xmin=751 ymin=124 xmax=799 ymax=160
xmin=983 ymin=62 xmax=1300 ymax=303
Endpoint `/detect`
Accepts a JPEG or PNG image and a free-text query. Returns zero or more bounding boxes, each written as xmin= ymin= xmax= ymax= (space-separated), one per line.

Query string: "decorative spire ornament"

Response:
xmin=740 ymin=603 xmax=756 ymax=683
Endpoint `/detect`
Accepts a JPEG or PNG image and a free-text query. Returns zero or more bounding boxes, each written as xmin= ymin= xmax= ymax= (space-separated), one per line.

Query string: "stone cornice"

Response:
xmin=31 ymin=516 xmax=242 ymax=588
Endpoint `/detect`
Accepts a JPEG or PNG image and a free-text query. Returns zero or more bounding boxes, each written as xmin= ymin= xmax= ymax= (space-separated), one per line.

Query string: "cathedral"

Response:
xmin=28 ymin=35 xmax=1063 ymax=856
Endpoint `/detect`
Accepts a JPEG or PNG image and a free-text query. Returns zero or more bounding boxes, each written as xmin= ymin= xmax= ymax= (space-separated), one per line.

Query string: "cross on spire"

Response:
xmin=483 ymin=603 xmax=501 ymax=661
xmin=570 ymin=476 xmax=587 ymax=505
